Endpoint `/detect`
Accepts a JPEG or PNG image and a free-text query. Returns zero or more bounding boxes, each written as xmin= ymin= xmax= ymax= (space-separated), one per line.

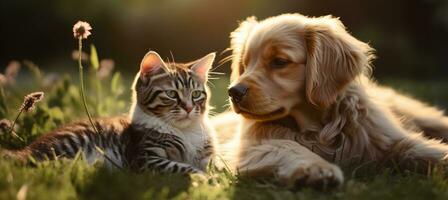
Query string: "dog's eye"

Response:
xmin=270 ymin=58 xmax=290 ymax=68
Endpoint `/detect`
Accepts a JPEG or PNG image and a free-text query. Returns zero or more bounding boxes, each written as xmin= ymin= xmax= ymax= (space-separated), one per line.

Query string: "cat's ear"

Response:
xmin=191 ymin=52 xmax=215 ymax=82
xmin=140 ymin=51 xmax=166 ymax=80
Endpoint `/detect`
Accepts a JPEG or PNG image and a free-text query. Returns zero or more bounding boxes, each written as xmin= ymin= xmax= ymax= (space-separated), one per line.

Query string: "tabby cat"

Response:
xmin=3 ymin=51 xmax=217 ymax=174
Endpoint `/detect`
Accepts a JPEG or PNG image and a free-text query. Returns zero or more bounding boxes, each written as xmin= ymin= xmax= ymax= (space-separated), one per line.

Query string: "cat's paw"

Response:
xmin=281 ymin=161 xmax=344 ymax=190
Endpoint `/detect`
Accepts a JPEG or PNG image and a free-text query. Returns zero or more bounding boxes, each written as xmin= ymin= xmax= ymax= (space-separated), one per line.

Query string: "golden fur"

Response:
xmin=214 ymin=13 xmax=448 ymax=189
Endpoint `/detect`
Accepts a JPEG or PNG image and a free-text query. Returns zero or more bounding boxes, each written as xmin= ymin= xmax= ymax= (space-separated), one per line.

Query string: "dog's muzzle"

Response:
xmin=228 ymin=84 xmax=248 ymax=103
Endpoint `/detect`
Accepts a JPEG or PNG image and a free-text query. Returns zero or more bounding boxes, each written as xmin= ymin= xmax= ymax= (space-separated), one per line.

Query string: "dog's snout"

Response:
xmin=228 ymin=84 xmax=248 ymax=102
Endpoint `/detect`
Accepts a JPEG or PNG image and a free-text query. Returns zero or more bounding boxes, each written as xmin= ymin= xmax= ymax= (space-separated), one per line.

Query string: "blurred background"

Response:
xmin=1 ymin=1 xmax=448 ymax=195
xmin=1 ymin=0 xmax=448 ymax=111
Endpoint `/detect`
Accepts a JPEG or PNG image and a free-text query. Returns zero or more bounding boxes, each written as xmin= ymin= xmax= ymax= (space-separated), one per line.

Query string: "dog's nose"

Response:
xmin=228 ymin=84 xmax=248 ymax=102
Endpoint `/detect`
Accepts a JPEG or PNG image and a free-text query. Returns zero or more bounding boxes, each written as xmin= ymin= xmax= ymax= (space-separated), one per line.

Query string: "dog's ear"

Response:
xmin=304 ymin=16 xmax=374 ymax=108
xmin=229 ymin=16 xmax=258 ymax=81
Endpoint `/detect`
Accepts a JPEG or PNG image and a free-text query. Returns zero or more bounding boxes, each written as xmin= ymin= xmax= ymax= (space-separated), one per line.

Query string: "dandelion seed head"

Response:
xmin=21 ymin=92 xmax=44 ymax=112
xmin=73 ymin=21 xmax=92 ymax=39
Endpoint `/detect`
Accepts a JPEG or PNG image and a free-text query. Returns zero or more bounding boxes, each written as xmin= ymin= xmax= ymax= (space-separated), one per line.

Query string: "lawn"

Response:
xmin=1 ymin=50 xmax=448 ymax=200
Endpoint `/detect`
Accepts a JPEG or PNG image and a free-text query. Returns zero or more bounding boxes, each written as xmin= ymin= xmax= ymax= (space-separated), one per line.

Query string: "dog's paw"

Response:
xmin=282 ymin=161 xmax=344 ymax=190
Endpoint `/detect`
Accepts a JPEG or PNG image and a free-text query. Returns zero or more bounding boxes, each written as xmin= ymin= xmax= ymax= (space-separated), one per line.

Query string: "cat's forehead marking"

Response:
xmin=171 ymin=68 xmax=202 ymax=90
xmin=137 ymin=63 xmax=204 ymax=94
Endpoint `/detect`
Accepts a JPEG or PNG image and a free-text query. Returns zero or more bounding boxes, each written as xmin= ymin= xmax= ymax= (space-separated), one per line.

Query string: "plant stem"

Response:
xmin=8 ymin=109 xmax=24 ymax=142
xmin=0 ymin=86 xmax=8 ymax=115
xmin=78 ymin=38 xmax=99 ymax=134
xmin=94 ymin=146 xmax=123 ymax=170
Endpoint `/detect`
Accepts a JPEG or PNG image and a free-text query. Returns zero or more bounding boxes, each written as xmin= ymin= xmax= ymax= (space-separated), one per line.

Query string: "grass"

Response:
xmin=2 ymin=156 xmax=448 ymax=200
xmin=1 ymin=46 xmax=448 ymax=199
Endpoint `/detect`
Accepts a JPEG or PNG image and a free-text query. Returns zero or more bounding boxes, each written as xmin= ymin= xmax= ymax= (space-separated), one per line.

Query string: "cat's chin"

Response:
xmin=171 ymin=116 xmax=201 ymax=130
xmin=171 ymin=118 xmax=193 ymax=129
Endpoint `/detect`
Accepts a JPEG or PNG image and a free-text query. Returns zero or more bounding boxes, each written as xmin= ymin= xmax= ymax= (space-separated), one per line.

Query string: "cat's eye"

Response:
xmin=192 ymin=90 xmax=202 ymax=98
xmin=270 ymin=57 xmax=291 ymax=68
xmin=165 ymin=90 xmax=177 ymax=98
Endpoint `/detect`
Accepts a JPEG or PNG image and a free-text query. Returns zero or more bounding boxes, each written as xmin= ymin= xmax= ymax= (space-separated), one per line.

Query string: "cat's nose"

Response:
xmin=182 ymin=105 xmax=193 ymax=113
xmin=228 ymin=84 xmax=248 ymax=103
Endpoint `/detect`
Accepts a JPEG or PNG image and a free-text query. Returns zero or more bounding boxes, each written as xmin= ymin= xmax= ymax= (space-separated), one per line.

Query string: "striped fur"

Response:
xmin=6 ymin=117 xmax=129 ymax=167
xmin=3 ymin=51 xmax=217 ymax=174
xmin=134 ymin=62 xmax=208 ymax=123
xmin=129 ymin=51 xmax=216 ymax=172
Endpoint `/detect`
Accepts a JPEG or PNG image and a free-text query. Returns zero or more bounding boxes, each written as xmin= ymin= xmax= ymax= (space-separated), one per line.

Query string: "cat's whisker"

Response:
xmin=218 ymin=55 xmax=234 ymax=65
xmin=208 ymin=71 xmax=225 ymax=75
xmin=207 ymin=81 xmax=217 ymax=89
xmin=220 ymin=47 xmax=232 ymax=54
xmin=169 ymin=51 xmax=176 ymax=65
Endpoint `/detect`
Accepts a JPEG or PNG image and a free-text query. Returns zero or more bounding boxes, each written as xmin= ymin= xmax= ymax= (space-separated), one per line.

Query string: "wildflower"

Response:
xmin=73 ymin=20 xmax=99 ymax=134
xmin=0 ymin=119 xmax=15 ymax=134
xmin=71 ymin=50 xmax=89 ymax=62
xmin=20 ymin=92 xmax=44 ymax=112
xmin=5 ymin=61 xmax=21 ymax=79
xmin=6 ymin=91 xmax=43 ymax=142
xmin=97 ymin=59 xmax=115 ymax=79
xmin=0 ymin=61 xmax=21 ymax=86
xmin=73 ymin=21 xmax=92 ymax=39
xmin=0 ymin=74 xmax=6 ymax=86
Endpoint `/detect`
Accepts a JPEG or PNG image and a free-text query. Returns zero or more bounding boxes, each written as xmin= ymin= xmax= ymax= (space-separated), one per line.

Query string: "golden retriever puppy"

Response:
xmin=216 ymin=13 xmax=448 ymax=189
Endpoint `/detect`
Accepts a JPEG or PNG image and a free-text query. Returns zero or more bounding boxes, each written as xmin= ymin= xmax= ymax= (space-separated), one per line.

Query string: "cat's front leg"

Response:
xmin=238 ymin=139 xmax=343 ymax=189
xmin=198 ymin=156 xmax=211 ymax=171
xmin=197 ymin=140 xmax=214 ymax=171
